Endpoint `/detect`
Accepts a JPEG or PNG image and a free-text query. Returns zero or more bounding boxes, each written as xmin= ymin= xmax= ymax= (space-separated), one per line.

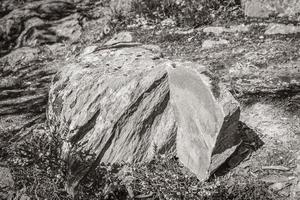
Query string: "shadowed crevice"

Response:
xmin=211 ymin=121 xmax=264 ymax=178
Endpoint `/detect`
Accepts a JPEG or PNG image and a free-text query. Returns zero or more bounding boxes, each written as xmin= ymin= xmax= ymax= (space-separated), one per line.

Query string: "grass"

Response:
xmin=3 ymin=104 xmax=298 ymax=200
xmin=130 ymin=0 xmax=243 ymax=27
xmin=121 ymin=154 xmax=276 ymax=200
xmin=5 ymin=136 xmax=282 ymax=200
xmin=1 ymin=123 xmax=285 ymax=199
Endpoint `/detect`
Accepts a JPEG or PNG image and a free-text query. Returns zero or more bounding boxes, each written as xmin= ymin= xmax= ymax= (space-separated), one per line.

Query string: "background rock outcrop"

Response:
xmin=48 ymin=42 xmax=241 ymax=190
xmin=0 ymin=0 xmax=131 ymax=57
xmin=0 ymin=0 xmax=130 ymax=141
xmin=0 ymin=0 xmax=80 ymax=56
xmin=242 ymin=0 xmax=300 ymax=18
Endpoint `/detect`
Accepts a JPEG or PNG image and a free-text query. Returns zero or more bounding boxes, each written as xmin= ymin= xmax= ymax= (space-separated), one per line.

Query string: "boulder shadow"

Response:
xmin=211 ymin=121 xmax=264 ymax=178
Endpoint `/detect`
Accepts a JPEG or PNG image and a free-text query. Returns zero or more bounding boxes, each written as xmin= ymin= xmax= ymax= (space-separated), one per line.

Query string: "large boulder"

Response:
xmin=242 ymin=0 xmax=300 ymax=18
xmin=47 ymin=42 xmax=241 ymax=190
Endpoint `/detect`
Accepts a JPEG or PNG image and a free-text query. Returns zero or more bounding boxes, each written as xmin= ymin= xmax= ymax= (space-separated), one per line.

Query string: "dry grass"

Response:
xmin=1 ymin=123 xmax=288 ymax=199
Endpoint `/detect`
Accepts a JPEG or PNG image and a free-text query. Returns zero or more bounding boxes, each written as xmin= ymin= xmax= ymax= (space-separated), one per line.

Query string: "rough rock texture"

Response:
xmin=48 ymin=42 xmax=241 ymax=190
xmin=0 ymin=47 xmax=59 ymax=137
xmin=105 ymin=31 xmax=133 ymax=46
xmin=242 ymin=0 xmax=300 ymax=18
xmin=0 ymin=1 xmax=82 ymax=136
xmin=0 ymin=0 xmax=132 ymax=140
xmin=0 ymin=0 xmax=81 ymax=56
xmin=229 ymin=59 xmax=300 ymax=96
xmin=265 ymin=23 xmax=300 ymax=35
xmin=0 ymin=167 xmax=14 ymax=199
xmin=110 ymin=0 xmax=133 ymax=16
xmin=202 ymin=39 xmax=229 ymax=49
xmin=0 ymin=167 xmax=14 ymax=188
xmin=0 ymin=0 xmax=132 ymax=57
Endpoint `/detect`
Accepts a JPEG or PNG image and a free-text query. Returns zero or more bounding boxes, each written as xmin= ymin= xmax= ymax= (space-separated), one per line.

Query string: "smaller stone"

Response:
xmin=155 ymin=30 xmax=162 ymax=35
xmin=269 ymin=182 xmax=289 ymax=191
xmin=295 ymin=151 xmax=300 ymax=176
xmin=278 ymin=190 xmax=290 ymax=197
xmin=19 ymin=194 xmax=31 ymax=200
xmin=202 ymin=39 xmax=229 ymax=49
xmin=105 ymin=31 xmax=133 ymax=46
xmin=143 ymin=25 xmax=155 ymax=30
xmin=260 ymin=174 xmax=294 ymax=183
xmin=230 ymin=24 xmax=250 ymax=33
xmin=203 ymin=27 xmax=224 ymax=35
xmin=187 ymin=37 xmax=193 ymax=42
xmin=0 ymin=167 xmax=14 ymax=190
xmin=174 ymin=29 xmax=194 ymax=35
xmin=265 ymin=23 xmax=300 ymax=35
xmin=81 ymin=45 xmax=98 ymax=56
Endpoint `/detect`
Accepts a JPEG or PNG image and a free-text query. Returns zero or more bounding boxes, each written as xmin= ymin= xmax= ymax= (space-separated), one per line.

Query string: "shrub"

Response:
xmin=131 ymin=0 xmax=241 ymax=27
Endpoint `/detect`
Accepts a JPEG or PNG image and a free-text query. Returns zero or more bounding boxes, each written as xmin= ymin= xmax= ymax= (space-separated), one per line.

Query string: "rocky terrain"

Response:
xmin=0 ymin=0 xmax=299 ymax=199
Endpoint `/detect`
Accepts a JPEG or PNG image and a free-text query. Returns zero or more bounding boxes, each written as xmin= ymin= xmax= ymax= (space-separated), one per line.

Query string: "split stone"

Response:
xmin=48 ymin=42 xmax=241 ymax=191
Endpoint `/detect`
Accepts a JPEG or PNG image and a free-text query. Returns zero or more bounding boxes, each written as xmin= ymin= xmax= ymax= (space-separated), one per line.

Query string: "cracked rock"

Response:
xmin=48 ymin=42 xmax=241 ymax=192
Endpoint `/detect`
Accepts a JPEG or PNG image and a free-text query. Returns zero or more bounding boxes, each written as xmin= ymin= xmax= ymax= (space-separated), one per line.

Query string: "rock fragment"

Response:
xmin=0 ymin=167 xmax=14 ymax=189
xmin=265 ymin=23 xmax=300 ymax=35
xmin=229 ymin=59 xmax=300 ymax=96
xmin=105 ymin=31 xmax=134 ymax=46
xmin=0 ymin=167 xmax=14 ymax=199
xmin=202 ymin=39 xmax=229 ymax=49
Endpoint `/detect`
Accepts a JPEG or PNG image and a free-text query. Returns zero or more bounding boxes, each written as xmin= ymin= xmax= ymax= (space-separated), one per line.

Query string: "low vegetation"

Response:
xmin=130 ymin=0 xmax=243 ymax=27
xmin=4 ymin=126 xmax=281 ymax=199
